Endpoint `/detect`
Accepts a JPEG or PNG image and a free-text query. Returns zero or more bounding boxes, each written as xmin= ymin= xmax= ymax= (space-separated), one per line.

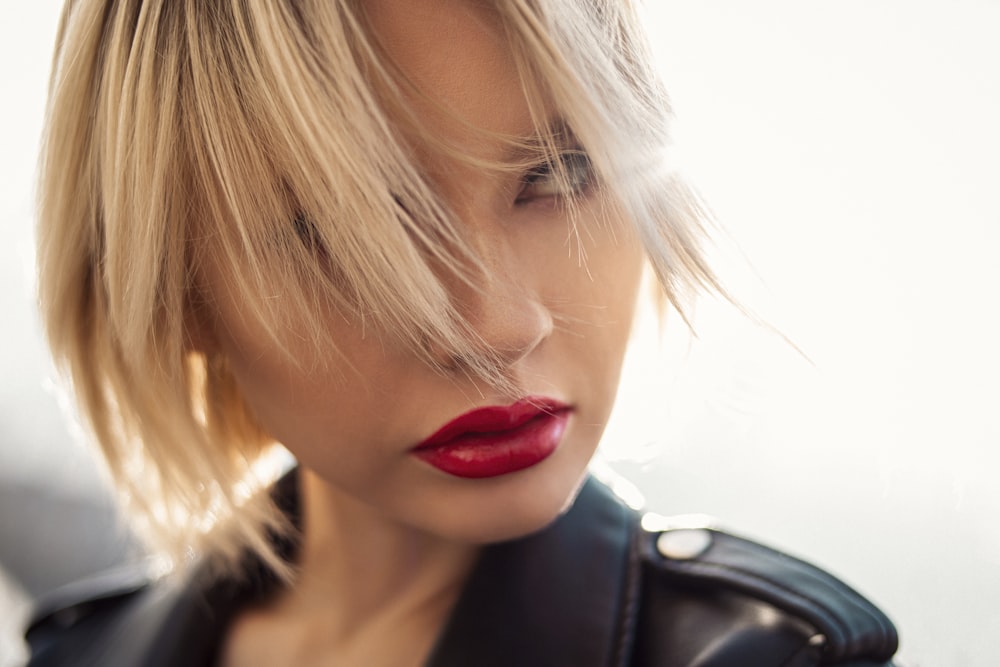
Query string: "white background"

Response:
xmin=2 ymin=2 xmax=999 ymax=665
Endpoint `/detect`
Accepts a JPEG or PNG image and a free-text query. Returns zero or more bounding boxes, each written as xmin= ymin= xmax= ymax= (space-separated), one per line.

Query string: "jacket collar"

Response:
xmin=425 ymin=477 xmax=641 ymax=667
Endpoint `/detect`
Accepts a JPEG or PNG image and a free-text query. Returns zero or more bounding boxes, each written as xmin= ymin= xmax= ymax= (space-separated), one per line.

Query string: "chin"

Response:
xmin=431 ymin=460 xmax=591 ymax=545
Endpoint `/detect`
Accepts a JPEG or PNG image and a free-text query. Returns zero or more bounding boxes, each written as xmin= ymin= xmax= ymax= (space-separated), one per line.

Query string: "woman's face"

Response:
xmin=200 ymin=0 xmax=645 ymax=543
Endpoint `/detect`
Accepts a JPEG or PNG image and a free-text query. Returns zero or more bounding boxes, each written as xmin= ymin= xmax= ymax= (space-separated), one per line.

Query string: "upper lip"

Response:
xmin=415 ymin=397 xmax=571 ymax=449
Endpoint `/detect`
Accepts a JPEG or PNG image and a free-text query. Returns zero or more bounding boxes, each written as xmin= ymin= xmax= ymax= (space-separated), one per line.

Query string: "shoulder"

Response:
xmin=25 ymin=561 xmax=159 ymax=667
xmin=630 ymin=512 xmax=900 ymax=666
xmin=23 ymin=559 xmax=241 ymax=667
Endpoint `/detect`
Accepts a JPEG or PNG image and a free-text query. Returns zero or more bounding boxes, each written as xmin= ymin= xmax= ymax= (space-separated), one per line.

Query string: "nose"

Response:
xmin=432 ymin=249 xmax=554 ymax=373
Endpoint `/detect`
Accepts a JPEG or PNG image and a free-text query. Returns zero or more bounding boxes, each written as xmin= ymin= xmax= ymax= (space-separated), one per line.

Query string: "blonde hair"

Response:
xmin=38 ymin=0 xmax=717 ymax=575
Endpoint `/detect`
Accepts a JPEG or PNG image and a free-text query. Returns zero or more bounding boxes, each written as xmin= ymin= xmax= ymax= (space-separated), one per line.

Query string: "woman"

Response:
xmin=26 ymin=0 xmax=899 ymax=665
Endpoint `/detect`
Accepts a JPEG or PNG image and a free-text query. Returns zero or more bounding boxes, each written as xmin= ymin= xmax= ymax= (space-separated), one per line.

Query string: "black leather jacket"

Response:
xmin=26 ymin=475 xmax=899 ymax=666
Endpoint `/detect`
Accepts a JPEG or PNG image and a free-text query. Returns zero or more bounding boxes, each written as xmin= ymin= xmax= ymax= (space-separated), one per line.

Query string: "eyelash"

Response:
xmin=515 ymin=149 xmax=594 ymax=205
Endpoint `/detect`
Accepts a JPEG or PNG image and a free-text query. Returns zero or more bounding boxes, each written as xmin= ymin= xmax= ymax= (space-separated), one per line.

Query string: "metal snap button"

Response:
xmin=656 ymin=528 xmax=713 ymax=560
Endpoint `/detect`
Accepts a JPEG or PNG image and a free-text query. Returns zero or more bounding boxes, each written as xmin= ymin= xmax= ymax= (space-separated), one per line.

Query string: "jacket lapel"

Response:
xmin=426 ymin=477 xmax=640 ymax=667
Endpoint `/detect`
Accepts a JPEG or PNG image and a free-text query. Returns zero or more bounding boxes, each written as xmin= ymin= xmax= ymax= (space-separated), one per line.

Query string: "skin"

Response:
xmin=207 ymin=0 xmax=646 ymax=664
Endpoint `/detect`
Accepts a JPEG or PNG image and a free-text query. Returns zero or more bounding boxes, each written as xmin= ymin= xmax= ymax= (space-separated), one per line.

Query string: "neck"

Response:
xmin=284 ymin=467 xmax=478 ymax=643
xmin=220 ymin=468 xmax=478 ymax=667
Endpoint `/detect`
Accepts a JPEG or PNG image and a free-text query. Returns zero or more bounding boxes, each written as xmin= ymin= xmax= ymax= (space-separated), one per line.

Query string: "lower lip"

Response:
xmin=412 ymin=410 xmax=571 ymax=478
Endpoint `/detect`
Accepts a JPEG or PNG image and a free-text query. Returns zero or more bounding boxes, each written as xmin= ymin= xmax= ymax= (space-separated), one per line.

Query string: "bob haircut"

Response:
xmin=38 ymin=0 xmax=718 ymax=576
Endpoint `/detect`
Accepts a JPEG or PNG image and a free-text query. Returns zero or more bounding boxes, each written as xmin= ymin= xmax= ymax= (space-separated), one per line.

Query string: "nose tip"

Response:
xmin=474 ymin=283 xmax=554 ymax=364
xmin=430 ymin=275 xmax=554 ymax=373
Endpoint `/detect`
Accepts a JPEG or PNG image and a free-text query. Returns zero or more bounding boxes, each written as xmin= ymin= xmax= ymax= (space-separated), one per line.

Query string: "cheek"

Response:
xmin=591 ymin=248 xmax=645 ymax=384
xmin=204 ymin=285 xmax=375 ymax=448
xmin=579 ymin=222 xmax=645 ymax=337
xmin=215 ymin=329 xmax=404 ymax=480
xmin=546 ymin=221 xmax=646 ymax=392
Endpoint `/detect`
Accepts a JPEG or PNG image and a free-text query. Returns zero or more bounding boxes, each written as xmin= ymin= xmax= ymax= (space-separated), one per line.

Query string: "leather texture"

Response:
xmin=25 ymin=474 xmax=899 ymax=666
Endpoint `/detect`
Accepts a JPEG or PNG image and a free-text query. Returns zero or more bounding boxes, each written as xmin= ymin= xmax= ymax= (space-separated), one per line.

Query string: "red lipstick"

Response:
xmin=412 ymin=397 xmax=571 ymax=478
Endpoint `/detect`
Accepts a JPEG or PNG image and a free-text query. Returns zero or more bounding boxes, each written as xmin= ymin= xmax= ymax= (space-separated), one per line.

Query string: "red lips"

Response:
xmin=412 ymin=397 xmax=571 ymax=478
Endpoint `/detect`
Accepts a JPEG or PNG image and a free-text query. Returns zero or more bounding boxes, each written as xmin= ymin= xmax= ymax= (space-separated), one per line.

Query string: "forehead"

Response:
xmin=365 ymin=0 xmax=537 ymax=155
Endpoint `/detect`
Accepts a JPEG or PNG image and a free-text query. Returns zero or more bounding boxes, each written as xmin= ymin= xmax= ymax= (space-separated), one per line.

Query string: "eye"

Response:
xmin=515 ymin=149 xmax=594 ymax=205
xmin=293 ymin=214 xmax=331 ymax=263
xmin=294 ymin=214 xmax=323 ymax=250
